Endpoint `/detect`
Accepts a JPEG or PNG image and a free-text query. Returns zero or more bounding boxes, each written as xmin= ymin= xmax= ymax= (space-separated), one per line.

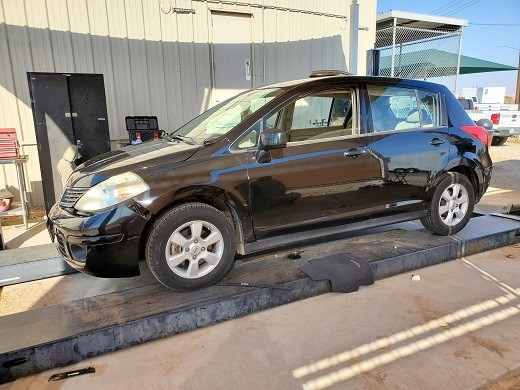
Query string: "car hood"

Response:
xmin=68 ymin=139 xmax=200 ymax=188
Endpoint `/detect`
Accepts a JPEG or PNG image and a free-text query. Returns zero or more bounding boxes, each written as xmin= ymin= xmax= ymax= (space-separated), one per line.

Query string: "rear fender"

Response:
xmin=429 ymin=155 xmax=485 ymax=201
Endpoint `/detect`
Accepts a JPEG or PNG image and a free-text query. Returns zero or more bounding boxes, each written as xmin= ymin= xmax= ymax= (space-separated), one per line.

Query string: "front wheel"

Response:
xmin=421 ymin=172 xmax=475 ymax=235
xmin=146 ymin=202 xmax=236 ymax=291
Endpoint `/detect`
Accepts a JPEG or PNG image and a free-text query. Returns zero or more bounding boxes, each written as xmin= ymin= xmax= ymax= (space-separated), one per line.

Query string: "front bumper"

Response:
xmin=47 ymin=202 xmax=149 ymax=278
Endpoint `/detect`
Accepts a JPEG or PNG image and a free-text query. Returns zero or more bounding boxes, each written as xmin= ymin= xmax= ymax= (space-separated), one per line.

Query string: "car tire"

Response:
xmin=146 ymin=202 xmax=236 ymax=291
xmin=491 ymin=136 xmax=508 ymax=146
xmin=420 ymin=172 xmax=475 ymax=236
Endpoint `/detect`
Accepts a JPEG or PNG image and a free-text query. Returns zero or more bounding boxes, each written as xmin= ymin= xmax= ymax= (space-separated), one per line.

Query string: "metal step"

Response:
xmin=1 ymin=214 xmax=519 ymax=383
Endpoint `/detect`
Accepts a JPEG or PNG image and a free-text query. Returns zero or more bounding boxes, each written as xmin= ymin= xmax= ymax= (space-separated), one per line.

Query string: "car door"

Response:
xmin=242 ymin=86 xmax=377 ymax=239
xmin=366 ymin=83 xmax=451 ymax=214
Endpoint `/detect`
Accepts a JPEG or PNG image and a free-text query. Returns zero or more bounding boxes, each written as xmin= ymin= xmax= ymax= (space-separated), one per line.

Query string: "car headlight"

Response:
xmin=75 ymin=172 xmax=149 ymax=212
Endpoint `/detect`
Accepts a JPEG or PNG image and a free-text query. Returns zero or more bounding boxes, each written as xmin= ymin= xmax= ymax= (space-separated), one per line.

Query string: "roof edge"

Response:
xmin=377 ymin=10 xmax=468 ymax=28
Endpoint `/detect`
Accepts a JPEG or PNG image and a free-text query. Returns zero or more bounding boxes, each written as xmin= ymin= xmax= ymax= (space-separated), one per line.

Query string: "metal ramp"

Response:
xmin=1 ymin=214 xmax=519 ymax=383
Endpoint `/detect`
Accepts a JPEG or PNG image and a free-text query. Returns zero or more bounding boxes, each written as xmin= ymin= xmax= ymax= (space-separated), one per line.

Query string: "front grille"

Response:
xmin=59 ymin=187 xmax=88 ymax=209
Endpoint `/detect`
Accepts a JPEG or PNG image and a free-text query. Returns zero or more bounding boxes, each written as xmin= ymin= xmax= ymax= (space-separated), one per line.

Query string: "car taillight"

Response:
xmin=490 ymin=113 xmax=500 ymax=125
xmin=460 ymin=125 xmax=489 ymax=146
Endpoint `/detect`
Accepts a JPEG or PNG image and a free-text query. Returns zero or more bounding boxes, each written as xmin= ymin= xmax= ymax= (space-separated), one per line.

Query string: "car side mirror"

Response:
xmin=258 ymin=129 xmax=288 ymax=150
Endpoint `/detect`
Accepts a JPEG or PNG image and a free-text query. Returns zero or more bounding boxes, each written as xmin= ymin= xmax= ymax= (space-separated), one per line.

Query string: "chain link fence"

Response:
xmin=373 ymin=26 xmax=463 ymax=92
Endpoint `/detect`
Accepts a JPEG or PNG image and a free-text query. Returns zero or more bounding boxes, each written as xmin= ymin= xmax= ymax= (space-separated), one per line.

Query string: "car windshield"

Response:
xmin=171 ymin=88 xmax=285 ymax=144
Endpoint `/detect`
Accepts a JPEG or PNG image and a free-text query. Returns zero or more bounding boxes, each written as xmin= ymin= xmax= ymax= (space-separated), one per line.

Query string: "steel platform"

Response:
xmin=1 ymin=214 xmax=519 ymax=383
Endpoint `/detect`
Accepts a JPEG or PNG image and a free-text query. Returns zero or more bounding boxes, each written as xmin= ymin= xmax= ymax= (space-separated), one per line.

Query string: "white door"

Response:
xmin=212 ymin=12 xmax=253 ymax=104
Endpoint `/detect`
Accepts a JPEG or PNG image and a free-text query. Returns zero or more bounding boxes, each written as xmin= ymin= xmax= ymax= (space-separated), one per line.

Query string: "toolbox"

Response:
xmin=125 ymin=116 xmax=164 ymax=144
xmin=0 ymin=128 xmax=19 ymax=159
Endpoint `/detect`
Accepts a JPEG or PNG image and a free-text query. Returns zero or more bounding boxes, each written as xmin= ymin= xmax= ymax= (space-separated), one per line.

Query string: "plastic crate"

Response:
xmin=125 ymin=116 xmax=164 ymax=144
xmin=0 ymin=128 xmax=19 ymax=159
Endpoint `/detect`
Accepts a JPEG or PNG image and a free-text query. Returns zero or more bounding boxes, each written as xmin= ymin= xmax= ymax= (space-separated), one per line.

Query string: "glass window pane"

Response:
xmin=417 ymin=90 xmax=439 ymax=128
xmin=368 ymin=85 xmax=419 ymax=132
xmin=261 ymin=90 xmax=355 ymax=144
xmin=291 ymin=96 xmax=333 ymax=130
xmin=173 ymin=88 xmax=285 ymax=143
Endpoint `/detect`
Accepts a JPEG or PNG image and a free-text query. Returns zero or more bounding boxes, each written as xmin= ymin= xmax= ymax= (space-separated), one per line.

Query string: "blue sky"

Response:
xmin=376 ymin=0 xmax=520 ymax=96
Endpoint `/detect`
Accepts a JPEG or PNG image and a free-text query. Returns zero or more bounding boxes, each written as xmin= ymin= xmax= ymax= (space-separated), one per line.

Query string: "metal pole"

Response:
xmin=391 ymin=18 xmax=396 ymax=77
xmin=349 ymin=0 xmax=359 ymax=75
xmin=398 ymin=43 xmax=402 ymax=77
xmin=516 ymin=51 xmax=520 ymax=104
xmin=499 ymin=46 xmax=520 ymax=104
xmin=455 ymin=30 xmax=463 ymax=94
xmin=262 ymin=0 xmax=266 ymax=86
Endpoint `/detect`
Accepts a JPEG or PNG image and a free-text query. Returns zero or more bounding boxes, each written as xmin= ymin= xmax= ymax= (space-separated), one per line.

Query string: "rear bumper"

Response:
xmin=494 ymin=126 xmax=520 ymax=137
xmin=476 ymin=166 xmax=492 ymax=202
xmin=47 ymin=202 xmax=148 ymax=278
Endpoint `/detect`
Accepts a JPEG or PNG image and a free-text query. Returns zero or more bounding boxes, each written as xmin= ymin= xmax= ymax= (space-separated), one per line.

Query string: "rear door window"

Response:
xmin=368 ymin=85 xmax=442 ymax=132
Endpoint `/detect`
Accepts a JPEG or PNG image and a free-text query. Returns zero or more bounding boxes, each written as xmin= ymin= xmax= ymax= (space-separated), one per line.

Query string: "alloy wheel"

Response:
xmin=165 ymin=220 xmax=224 ymax=279
xmin=438 ymin=183 xmax=469 ymax=226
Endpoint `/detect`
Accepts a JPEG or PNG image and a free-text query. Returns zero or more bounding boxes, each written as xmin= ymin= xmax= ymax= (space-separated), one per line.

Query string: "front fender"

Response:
xmin=144 ymin=184 xmax=255 ymax=246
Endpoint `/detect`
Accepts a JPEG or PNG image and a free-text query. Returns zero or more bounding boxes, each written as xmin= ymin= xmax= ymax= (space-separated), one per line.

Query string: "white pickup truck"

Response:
xmin=458 ymin=98 xmax=520 ymax=145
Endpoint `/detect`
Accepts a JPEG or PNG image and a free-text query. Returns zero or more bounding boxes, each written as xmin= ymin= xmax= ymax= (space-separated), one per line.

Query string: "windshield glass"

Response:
xmin=171 ymin=88 xmax=285 ymax=143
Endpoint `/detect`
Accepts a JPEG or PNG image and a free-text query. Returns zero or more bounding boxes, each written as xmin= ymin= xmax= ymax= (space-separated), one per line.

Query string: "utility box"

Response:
xmin=125 ymin=116 xmax=163 ymax=144
xmin=0 ymin=128 xmax=19 ymax=159
xmin=461 ymin=87 xmax=506 ymax=104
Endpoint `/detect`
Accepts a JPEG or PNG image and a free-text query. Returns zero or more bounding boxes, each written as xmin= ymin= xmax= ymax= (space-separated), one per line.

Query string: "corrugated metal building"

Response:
xmin=0 ymin=0 xmax=376 ymax=207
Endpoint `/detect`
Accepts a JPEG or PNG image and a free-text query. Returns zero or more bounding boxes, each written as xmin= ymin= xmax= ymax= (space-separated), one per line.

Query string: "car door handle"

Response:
xmin=429 ymin=138 xmax=445 ymax=146
xmin=344 ymin=148 xmax=367 ymax=158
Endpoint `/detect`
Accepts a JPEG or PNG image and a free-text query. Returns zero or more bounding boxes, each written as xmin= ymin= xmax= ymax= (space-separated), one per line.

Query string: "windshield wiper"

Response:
xmin=164 ymin=134 xmax=197 ymax=145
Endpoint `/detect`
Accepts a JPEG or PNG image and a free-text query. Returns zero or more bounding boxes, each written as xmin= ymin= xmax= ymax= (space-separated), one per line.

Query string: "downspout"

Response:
xmin=262 ymin=0 xmax=266 ymax=86
xmin=349 ymin=0 xmax=359 ymax=75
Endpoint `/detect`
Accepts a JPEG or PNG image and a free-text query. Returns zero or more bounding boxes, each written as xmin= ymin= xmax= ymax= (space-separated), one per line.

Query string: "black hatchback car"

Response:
xmin=48 ymin=72 xmax=492 ymax=291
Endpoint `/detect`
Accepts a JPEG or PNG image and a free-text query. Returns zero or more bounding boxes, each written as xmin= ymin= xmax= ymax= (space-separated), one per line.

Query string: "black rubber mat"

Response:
xmin=300 ymin=254 xmax=375 ymax=293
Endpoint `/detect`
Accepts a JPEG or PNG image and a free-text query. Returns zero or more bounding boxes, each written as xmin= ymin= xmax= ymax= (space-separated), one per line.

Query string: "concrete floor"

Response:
xmin=2 ymin=245 xmax=520 ymax=389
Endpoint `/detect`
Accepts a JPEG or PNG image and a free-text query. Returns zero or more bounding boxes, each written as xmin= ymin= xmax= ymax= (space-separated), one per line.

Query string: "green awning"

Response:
xmin=378 ymin=49 xmax=517 ymax=78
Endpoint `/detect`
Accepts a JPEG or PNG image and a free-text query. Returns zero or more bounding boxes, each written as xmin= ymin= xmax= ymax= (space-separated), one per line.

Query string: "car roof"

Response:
xmin=262 ymin=74 xmax=448 ymax=93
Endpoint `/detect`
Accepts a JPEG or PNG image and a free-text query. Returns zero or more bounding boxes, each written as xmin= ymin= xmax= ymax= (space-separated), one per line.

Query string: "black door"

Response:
xmin=366 ymin=84 xmax=451 ymax=215
xmin=247 ymin=136 xmax=374 ymax=239
xmin=245 ymin=87 xmax=376 ymax=239
xmin=68 ymin=75 xmax=110 ymax=162
xmin=28 ymin=73 xmax=111 ymax=212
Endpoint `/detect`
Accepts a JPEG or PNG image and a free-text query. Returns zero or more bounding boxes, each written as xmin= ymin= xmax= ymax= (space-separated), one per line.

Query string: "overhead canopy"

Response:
xmin=378 ymin=49 xmax=518 ymax=78
xmin=376 ymin=11 xmax=467 ymax=46
xmin=377 ymin=10 xmax=467 ymax=33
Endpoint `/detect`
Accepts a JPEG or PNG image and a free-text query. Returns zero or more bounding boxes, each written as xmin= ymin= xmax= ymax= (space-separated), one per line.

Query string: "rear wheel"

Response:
xmin=421 ymin=172 xmax=475 ymax=235
xmin=492 ymin=136 xmax=507 ymax=146
xmin=146 ymin=202 xmax=236 ymax=291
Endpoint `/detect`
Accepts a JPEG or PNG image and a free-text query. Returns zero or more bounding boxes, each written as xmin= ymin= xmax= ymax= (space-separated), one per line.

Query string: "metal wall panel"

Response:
xmin=193 ymin=1 xmax=213 ymax=114
xmin=68 ymin=0 xmax=95 ymax=74
xmin=0 ymin=0 xmax=375 ymax=207
xmin=87 ymin=0 xmax=118 ymax=142
xmin=106 ymin=0 xmax=135 ymax=136
xmin=126 ymin=0 xmax=152 ymax=116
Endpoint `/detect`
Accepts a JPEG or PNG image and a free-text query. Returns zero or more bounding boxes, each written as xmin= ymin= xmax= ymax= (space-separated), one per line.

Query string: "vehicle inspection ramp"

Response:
xmin=1 ymin=214 xmax=519 ymax=383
